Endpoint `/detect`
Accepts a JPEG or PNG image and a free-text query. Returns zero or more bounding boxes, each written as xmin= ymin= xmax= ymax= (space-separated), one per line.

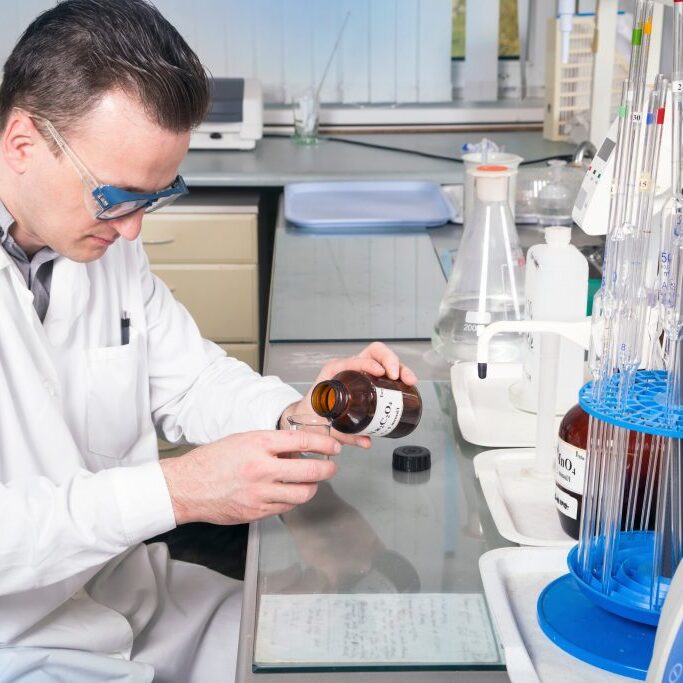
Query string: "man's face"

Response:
xmin=14 ymin=90 xmax=190 ymax=262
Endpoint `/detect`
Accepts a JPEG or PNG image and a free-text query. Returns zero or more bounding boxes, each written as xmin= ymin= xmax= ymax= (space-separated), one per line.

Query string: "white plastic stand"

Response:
xmin=473 ymin=320 xmax=590 ymax=546
xmin=479 ymin=546 xmax=630 ymax=683
xmin=474 ymin=449 xmax=574 ymax=546
xmin=451 ymin=362 xmax=558 ymax=448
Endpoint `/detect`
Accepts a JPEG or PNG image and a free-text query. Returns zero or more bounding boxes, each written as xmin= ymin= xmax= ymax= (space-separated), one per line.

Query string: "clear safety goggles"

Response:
xmin=30 ymin=114 xmax=188 ymax=220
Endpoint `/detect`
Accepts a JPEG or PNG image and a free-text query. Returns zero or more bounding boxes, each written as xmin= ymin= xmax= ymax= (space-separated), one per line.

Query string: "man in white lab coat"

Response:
xmin=0 ymin=1 xmax=417 ymax=681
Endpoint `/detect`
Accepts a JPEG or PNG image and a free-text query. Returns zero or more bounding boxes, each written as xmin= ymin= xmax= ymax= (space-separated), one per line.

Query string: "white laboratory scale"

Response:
xmin=189 ymin=78 xmax=263 ymax=150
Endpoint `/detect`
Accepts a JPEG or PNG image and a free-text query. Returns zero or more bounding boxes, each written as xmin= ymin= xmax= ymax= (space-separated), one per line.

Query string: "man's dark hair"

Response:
xmin=0 ymin=0 xmax=209 ymax=134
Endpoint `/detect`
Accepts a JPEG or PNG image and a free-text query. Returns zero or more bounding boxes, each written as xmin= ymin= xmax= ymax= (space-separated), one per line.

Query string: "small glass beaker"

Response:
xmin=535 ymin=160 xmax=584 ymax=226
xmin=286 ymin=413 xmax=331 ymax=459
xmin=292 ymin=89 xmax=319 ymax=145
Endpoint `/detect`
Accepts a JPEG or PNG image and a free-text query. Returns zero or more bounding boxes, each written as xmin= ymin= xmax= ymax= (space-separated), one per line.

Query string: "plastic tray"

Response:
xmin=479 ymin=546 xmax=631 ymax=683
xmin=451 ymin=362 xmax=562 ymax=448
xmin=474 ymin=449 xmax=576 ymax=547
xmin=284 ymin=181 xmax=456 ymax=230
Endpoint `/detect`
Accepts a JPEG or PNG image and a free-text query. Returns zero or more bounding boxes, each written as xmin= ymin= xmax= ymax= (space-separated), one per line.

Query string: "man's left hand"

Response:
xmin=279 ymin=342 xmax=417 ymax=448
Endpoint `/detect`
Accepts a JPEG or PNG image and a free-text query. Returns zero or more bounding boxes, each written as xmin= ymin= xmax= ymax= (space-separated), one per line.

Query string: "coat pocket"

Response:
xmin=86 ymin=329 xmax=143 ymax=460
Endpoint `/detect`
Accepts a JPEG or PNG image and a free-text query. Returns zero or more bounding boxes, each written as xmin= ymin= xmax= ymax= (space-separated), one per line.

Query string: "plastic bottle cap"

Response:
xmin=466 ymin=165 xmax=513 ymax=202
xmin=477 ymin=164 xmax=508 ymax=172
xmin=544 ymin=225 xmax=572 ymax=246
xmin=392 ymin=445 xmax=431 ymax=472
xmin=468 ymin=165 xmax=512 ymax=202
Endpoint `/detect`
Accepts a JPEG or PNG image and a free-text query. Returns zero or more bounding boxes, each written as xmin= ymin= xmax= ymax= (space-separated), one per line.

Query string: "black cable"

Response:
xmin=263 ymin=132 xmax=574 ymax=166
xmin=323 ymin=134 xmax=466 ymax=163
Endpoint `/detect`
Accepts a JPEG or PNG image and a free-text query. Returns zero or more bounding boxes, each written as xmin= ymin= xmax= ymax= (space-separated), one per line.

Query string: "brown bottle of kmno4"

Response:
xmin=555 ymin=403 xmax=655 ymax=539
xmin=311 ymin=371 xmax=422 ymax=438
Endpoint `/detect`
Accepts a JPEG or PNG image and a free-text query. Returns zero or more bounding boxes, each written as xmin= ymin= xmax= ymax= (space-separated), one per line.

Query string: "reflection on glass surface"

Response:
xmin=269 ymin=228 xmax=446 ymax=342
xmin=253 ymin=382 xmax=506 ymax=672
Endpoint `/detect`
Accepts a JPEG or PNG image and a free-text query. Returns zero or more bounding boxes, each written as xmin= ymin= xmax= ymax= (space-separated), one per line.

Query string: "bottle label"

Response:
xmin=555 ymin=438 xmax=586 ymax=495
xmin=359 ymin=388 xmax=404 ymax=436
xmin=554 ymin=485 xmax=578 ymax=520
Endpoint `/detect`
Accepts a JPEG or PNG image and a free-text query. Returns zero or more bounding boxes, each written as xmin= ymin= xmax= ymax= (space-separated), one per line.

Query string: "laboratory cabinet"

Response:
xmin=141 ymin=199 xmax=260 ymax=357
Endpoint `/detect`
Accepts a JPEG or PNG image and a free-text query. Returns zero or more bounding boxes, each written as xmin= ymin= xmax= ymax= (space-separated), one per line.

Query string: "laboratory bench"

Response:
xmin=239 ymin=209 xmax=509 ymax=682
xmin=180 ymin=131 xmax=575 ymax=187
xmin=231 ymin=201 xmax=601 ymax=682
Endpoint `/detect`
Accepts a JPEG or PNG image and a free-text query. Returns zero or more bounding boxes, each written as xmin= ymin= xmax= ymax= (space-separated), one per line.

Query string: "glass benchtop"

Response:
xmin=253 ymin=381 xmax=507 ymax=673
xmin=269 ymin=225 xmax=446 ymax=342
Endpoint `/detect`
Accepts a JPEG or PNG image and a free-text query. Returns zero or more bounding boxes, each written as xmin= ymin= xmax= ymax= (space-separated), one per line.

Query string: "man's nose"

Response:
xmin=111 ymin=209 xmax=145 ymax=241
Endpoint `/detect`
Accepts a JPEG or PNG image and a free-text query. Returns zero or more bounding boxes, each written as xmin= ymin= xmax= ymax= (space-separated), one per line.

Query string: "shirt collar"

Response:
xmin=0 ymin=198 xmax=58 ymax=260
xmin=0 ymin=199 xmax=15 ymax=246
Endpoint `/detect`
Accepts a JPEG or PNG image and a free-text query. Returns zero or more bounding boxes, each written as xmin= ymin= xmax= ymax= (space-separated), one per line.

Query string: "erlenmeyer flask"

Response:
xmin=432 ymin=165 xmax=525 ymax=362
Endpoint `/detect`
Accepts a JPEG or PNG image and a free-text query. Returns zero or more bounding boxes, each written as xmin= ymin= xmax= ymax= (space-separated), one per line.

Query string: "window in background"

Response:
xmin=451 ymin=0 xmax=520 ymax=60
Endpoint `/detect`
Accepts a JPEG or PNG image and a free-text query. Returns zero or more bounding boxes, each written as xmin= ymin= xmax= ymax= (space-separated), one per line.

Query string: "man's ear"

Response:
xmin=1 ymin=111 xmax=38 ymax=174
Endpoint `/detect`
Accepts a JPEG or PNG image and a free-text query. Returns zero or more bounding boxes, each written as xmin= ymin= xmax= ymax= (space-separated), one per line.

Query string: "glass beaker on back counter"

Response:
xmin=432 ymin=165 xmax=524 ymax=363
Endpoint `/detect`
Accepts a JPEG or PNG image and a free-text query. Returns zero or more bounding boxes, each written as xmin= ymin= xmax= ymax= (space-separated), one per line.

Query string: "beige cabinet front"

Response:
xmin=218 ymin=343 xmax=259 ymax=369
xmin=152 ymin=264 xmax=258 ymax=342
xmin=141 ymin=214 xmax=257 ymax=264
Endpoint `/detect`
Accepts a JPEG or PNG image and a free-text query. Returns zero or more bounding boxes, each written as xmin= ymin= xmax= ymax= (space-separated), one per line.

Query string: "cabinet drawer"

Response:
xmin=142 ymin=214 xmax=257 ymax=264
xmin=153 ymin=265 xmax=258 ymax=342
xmin=218 ymin=343 xmax=259 ymax=370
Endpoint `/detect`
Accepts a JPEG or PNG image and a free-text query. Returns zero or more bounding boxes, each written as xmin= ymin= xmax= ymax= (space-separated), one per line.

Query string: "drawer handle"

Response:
xmin=143 ymin=237 xmax=175 ymax=246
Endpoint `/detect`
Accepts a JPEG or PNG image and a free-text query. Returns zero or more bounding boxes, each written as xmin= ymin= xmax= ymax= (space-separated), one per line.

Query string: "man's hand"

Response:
xmin=160 ymin=430 xmax=340 ymax=525
xmin=279 ymin=342 xmax=418 ymax=449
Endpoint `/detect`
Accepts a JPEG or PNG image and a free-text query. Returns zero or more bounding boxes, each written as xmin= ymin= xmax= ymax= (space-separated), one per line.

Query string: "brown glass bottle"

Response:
xmin=555 ymin=404 xmax=654 ymax=539
xmin=311 ymin=371 xmax=422 ymax=438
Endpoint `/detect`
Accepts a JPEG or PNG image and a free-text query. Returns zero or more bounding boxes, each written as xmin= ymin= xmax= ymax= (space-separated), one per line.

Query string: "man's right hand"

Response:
xmin=159 ymin=430 xmax=340 ymax=526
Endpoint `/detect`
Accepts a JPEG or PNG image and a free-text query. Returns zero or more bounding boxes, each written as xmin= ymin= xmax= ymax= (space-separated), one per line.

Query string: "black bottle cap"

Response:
xmin=392 ymin=445 xmax=431 ymax=473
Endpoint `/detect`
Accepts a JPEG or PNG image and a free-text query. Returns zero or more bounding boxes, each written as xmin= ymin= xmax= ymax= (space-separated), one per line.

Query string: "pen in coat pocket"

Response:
xmin=120 ymin=311 xmax=130 ymax=345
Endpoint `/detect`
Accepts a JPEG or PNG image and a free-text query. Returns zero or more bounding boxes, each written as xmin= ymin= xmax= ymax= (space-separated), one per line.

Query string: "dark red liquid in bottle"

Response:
xmin=311 ymin=371 xmax=422 ymax=439
xmin=556 ymin=404 xmax=655 ymax=539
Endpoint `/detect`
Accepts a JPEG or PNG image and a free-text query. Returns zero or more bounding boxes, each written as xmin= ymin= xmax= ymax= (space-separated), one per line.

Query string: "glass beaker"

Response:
xmin=292 ymin=88 xmax=319 ymax=145
xmin=535 ymin=159 xmax=583 ymax=226
xmin=432 ymin=165 xmax=525 ymax=363
xmin=286 ymin=413 xmax=331 ymax=459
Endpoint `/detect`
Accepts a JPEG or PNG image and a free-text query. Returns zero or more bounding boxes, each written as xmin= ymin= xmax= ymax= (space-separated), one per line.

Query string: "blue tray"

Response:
xmin=284 ymin=181 xmax=456 ymax=231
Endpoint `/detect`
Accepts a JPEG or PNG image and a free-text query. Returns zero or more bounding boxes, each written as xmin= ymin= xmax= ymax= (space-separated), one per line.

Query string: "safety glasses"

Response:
xmin=30 ymin=114 xmax=188 ymax=220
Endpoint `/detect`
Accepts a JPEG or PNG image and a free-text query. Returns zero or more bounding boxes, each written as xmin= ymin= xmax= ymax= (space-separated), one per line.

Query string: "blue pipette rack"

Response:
xmin=579 ymin=370 xmax=683 ymax=438
xmin=537 ymin=370 xmax=683 ymax=680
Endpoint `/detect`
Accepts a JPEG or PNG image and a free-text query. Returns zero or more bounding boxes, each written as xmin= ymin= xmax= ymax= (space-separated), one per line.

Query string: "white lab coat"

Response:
xmin=0 ymin=235 xmax=302 ymax=681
